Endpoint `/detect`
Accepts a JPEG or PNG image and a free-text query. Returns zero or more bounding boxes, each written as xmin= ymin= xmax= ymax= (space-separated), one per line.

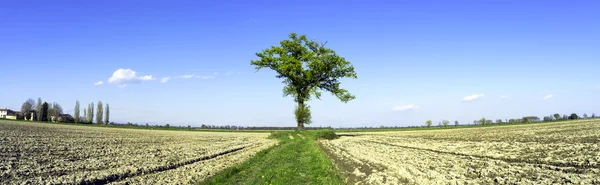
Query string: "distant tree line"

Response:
xmin=16 ymin=98 xmax=109 ymax=124
xmin=419 ymin=112 xmax=595 ymax=128
xmin=19 ymin=98 xmax=65 ymax=122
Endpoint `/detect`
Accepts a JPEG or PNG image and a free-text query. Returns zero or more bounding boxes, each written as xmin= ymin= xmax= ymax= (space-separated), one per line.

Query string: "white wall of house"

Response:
xmin=0 ymin=110 xmax=8 ymax=118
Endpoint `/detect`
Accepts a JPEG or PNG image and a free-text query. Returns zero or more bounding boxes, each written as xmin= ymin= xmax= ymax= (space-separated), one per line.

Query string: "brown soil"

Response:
xmin=318 ymin=138 xmax=387 ymax=185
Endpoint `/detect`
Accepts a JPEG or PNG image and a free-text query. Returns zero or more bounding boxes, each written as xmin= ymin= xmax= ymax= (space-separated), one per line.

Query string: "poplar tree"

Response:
xmin=36 ymin=98 xmax=42 ymax=121
xmin=105 ymin=104 xmax=110 ymax=124
xmin=83 ymin=108 xmax=87 ymax=123
xmin=74 ymin=101 xmax=80 ymax=123
xmin=96 ymin=101 xmax=103 ymax=124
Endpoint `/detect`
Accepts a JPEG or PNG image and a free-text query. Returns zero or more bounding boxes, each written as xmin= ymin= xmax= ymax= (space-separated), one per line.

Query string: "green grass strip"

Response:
xmin=200 ymin=130 xmax=343 ymax=185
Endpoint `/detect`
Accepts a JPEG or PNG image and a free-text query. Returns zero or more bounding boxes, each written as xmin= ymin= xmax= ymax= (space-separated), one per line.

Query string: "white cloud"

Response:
xmin=461 ymin=94 xmax=484 ymax=102
xmin=196 ymin=76 xmax=214 ymax=79
xmin=160 ymin=77 xmax=171 ymax=83
xmin=108 ymin=69 xmax=154 ymax=87
xmin=543 ymin=94 xmax=553 ymax=99
xmin=213 ymin=72 xmax=218 ymax=76
xmin=225 ymin=71 xmax=233 ymax=75
xmin=93 ymin=81 xmax=104 ymax=86
xmin=118 ymin=84 xmax=128 ymax=88
xmin=392 ymin=105 xmax=417 ymax=111
xmin=179 ymin=75 xmax=194 ymax=79
xmin=500 ymin=96 xmax=507 ymax=99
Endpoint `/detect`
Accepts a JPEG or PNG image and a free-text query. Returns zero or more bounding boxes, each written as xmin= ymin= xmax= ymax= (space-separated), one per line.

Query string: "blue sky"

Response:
xmin=1 ymin=0 xmax=599 ymax=127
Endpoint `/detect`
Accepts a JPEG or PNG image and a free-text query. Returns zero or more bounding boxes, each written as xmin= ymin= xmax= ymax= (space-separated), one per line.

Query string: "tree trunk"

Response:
xmin=297 ymin=101 xmax=305 ymax=130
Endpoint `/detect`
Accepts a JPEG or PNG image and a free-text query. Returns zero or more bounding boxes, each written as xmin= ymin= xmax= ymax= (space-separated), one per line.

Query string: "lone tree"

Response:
xmin=553 ymin=113 xmax=561 ymax=120
xmin=425 ymin=120 xmax=433 ymax=127
xmin=251 ymin=33 xmax=357 ymax=129
xmin=454 ymin=120 xmax=459 ymax=126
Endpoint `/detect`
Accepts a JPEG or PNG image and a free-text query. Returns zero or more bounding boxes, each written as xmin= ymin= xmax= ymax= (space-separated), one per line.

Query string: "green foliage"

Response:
xmin=165 ymin=123 xmax=170 ymax=128
xmin=36 ymin=98 xmax=42 ymax=121
xmin=480 ymin=117 xmax=487 ymax=126
xmin=21 ymin=98 xmax=35 ymax=120
xmin=569 ymin=113 xmax=579 ymax=120
xmin=88 ymin=103 xmax=94 ymax=124
xmin=553 ymin=113 xmax=561 ymax=120
xmin=105 ymin=104 xmax=110 ymax=124
xmin=583 ymin=113 xmax=588 ymax=119
xmin=251 ymin=33 xmax=357 ymax=129
xmin=294 ymin=103 xmax=312 ymax=127
xmin=454 ymin=120 xmax=459 ymax=126
xmin=96 ymin=101 xmax=103 ymax=124
xmin=41 ymin=102 xmax=49 ymax=122
xmin=314 ymin=129 xmax=339 ymax=140
xmin=268 ymin=131 xmax=284 ymax=140
xmin=425 ymin=120 xmax=432 ymax=128
xmin=442 ymin=120 xmax=449 ymax=127
xmin=74 ymin=101 xmax=80 ymax=123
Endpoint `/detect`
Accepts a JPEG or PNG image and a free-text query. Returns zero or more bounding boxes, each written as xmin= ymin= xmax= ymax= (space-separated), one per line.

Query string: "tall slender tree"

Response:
xmin=41 ymin=102 xmax=49 ymax=122
xmin=96 ymin=101 xmax=103 ymax=124
xmin=83 ymin=108 xmax=87 ymax=123
xmin=251 ymin=33 xmax=357 ymax=129
xmin=88 ymin=103 xmax=94 ymax=124
xmin=104 ymin=104 xmax=110 ymax=124
xmin=74 ymin=101 xmax=80 ymax=123
xmin=36 ymin=98 xmax=42 ymax=121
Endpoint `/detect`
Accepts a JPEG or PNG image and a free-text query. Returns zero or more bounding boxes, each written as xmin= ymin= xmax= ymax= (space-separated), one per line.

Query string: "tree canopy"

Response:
xmin=251 ymin=33 xmax=357 ymax=129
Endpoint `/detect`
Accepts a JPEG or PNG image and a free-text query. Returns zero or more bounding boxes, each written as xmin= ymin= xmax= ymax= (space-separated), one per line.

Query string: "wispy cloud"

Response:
xmin=392 ymin=105 xmax=417 ymax=111
xmin=179 ymin=74 xmax=194 ymax=79
xmin=461 ymin=94 xmax=484 ymax=102
xmin=93 ymin=81 xmax=104 ymax=86
xmin=500 ymin=95 xmax=507 ymax=99
xmin=160 ymin=74 xmax=215 ymax=83
xmin=225 ymin=71 xmax=233 ymax=75
xmin=543 ymin=94 xmax=553 ymax=99
xmin=160 ymin=77 xmax=171 ymax=83
xmin=196 ymin=76 xmax=214 ymax=79
xmin=107 ymin=69 xmax=154 ymax=87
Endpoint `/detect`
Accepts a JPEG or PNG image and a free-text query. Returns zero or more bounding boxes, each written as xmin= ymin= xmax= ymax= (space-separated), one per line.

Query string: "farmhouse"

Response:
xmin=0 ymin=108 xmax=18 ymax=120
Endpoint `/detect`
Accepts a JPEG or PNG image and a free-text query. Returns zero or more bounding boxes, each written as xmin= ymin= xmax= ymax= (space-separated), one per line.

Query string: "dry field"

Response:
xmin=0 ymin=120 xmax=276 ymax=184
xmin=321 ymin=120 xmax=600 ymax=184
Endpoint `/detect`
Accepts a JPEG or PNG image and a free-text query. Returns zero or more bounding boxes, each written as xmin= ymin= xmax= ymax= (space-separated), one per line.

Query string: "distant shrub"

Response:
xmin=315 ymin=129 xmax=339 ymax=140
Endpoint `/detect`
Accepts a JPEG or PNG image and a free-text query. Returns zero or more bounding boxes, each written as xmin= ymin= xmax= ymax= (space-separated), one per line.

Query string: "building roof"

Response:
xmin=0 ymin=108 xmax=14 ymax=112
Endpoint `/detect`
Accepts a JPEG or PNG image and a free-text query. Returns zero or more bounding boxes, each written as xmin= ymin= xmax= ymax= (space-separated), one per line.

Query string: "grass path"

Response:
xmin=200 ymin=131 xmax=343 ymax=185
